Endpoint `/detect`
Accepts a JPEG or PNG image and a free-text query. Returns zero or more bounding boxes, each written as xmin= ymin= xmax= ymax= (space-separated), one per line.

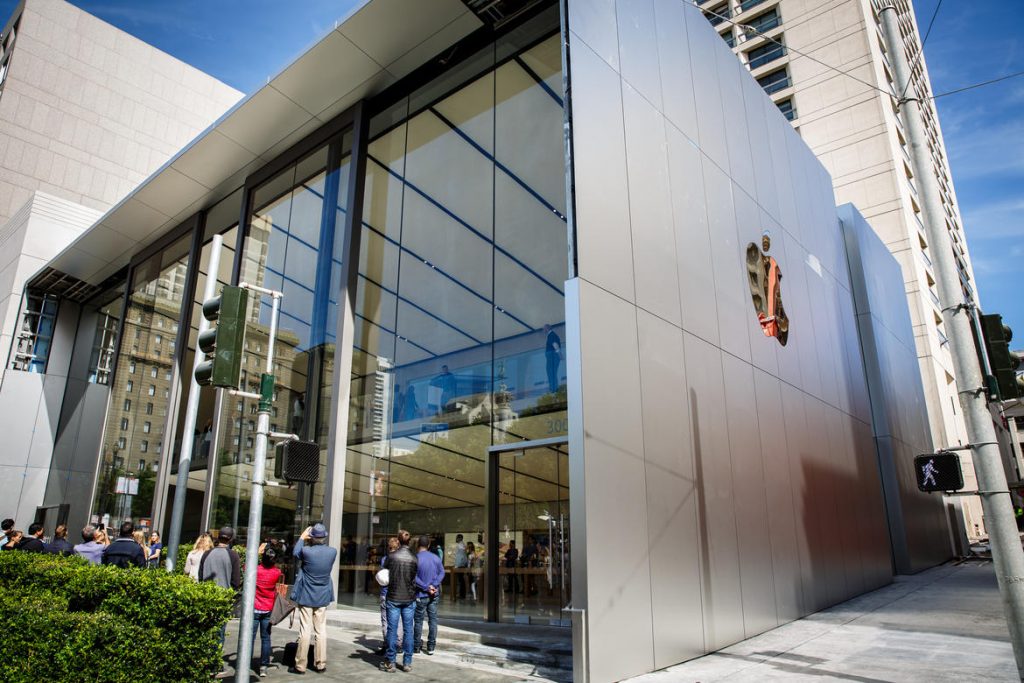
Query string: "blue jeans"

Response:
xmin=385 ymin=600 xmax=416 ymax=666
xmin=413 ymin=591 xmax=440 ymax=651
xmin=251 ymin=611 xmax=272 ymax=667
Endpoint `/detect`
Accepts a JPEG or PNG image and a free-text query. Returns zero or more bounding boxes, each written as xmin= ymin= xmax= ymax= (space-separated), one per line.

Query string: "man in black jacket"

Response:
xmin=380 ymin=529 xmax=418 ymax=673
xmin=15 ymin=523 xmax=46 ymax=552
xmin=102 ymin=521 xmax=146 ymax=568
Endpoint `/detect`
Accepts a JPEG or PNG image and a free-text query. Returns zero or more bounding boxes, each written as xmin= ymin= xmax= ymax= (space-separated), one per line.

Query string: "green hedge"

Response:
xmin=0 ymin=551 xmax=234 ymax=682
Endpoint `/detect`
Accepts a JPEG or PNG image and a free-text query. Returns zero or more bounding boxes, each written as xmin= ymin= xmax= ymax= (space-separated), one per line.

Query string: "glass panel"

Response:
xmin=91 ymin=234 xmax=192 ymax=532
xmin=341 ymin=14 xmax=566 ymax=625
xmin=498 ymin=444 xmax=570 ymax=625
xmin=211 ymin=133 xmax=351 ymax=546
xmin=167 ymin=209 xmax=239 ymax=540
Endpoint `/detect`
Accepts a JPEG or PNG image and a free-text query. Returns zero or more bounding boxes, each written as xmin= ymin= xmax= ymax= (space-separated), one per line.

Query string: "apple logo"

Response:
xmin=745 ymin=231 xmax=789 ymax=346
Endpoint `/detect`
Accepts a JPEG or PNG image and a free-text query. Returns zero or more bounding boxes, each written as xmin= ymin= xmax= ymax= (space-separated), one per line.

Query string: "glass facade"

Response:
xmin=78 ymin=2 xmax=568 ymax=624
xmin=339 ymin=14 xmax=568 ymax=622
xmin=91 ymin=234 xmax=191 ymax=530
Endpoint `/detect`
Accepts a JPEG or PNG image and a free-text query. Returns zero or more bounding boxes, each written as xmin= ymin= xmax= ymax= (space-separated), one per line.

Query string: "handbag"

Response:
xmin=375 ymin=567 xmax=390 ymax=587
xmin=270 ymin=591 xmax=297 ymax=626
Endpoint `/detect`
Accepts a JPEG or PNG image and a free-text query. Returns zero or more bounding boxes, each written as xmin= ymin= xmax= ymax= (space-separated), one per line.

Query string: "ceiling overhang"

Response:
xmin=36 ymin=0 xmax=481 ymax=291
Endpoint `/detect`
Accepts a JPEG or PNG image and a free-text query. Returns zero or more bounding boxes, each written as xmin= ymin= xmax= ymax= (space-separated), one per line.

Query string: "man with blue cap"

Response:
xmin=290 ymin=522 xmax=338 ymax=674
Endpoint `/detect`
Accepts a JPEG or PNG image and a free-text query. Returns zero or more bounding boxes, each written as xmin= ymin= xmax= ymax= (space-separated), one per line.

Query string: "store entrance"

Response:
xmin=486 ymin=437 xmax=570 ymax=625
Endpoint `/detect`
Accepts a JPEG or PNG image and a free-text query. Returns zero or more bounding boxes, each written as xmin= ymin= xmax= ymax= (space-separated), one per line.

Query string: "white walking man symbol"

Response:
xmin=922 ymin=458 xmax=938 ymax=487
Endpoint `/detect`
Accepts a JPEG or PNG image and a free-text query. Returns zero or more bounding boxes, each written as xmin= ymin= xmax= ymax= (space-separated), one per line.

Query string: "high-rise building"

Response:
xmin=700 ymin=0 xmax=985 ymax=536
xmin=0 ymin=0 xmax=240 ymax=524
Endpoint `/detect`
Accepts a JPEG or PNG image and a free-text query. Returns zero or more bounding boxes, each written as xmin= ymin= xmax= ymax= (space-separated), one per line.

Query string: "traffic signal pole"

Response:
xmin=879 ymin=3 xmax=1024 ymax=676
xmin=234 ymin=285 xmax=281 ymax=680
xmin=165 ymin=234 xmax=223 ymax=573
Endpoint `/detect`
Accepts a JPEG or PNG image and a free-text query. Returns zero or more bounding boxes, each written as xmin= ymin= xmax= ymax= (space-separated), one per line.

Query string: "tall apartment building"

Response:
xmin=698 ymin=0 xmax=986 ymax=536
xmin=0 ymin=0 xmax=240 ymax=525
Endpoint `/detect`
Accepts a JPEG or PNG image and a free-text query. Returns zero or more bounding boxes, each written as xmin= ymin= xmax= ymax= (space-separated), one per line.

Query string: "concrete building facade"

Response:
xmin=0 ymin=0 xmax=240 ymax=526
xmin=0 ymin=1 xmax=953 ymax=680
xmin=699 ymin=0 xmax=988 ymax=537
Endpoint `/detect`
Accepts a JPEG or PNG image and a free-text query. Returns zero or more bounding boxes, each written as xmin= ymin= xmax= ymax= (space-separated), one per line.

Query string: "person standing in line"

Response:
xmin=453 ymin=534 xmax=468 ymax=601
xmin=147 ymin=531 xmax=163 ymax=568
xmin=73 ymin=525 xmax=105 ymax=565
xmin=46 ymin=525 xmax=74 ymax=555
xmin=290 ymin=523 xmax=337 ymax=675
xmin=184 ymin=534 xmax=213 ymax=580
xmin=16 ymin=523 xmax=46 ymax=552
xmin=413 ymin=535 xmax=445 ymax=656
xmin=94 ymin=529 xmax=110 ymax=547
xmin=199 ymin=525 xmax=241 ymax=675
xmin=2 ymin=530 xmax=22 ymax=550
xmin=132 ymin=530 xmax=149 ymax=564
xmin=543 ymin=324 xmax=561 ymax=394
xmin=252 ymin=545 xmax=282 ymax=678
xmin=375 ymin=537 xmax=401 ymax=656
xmin=1 ymin=518 xmax=15 ymax=549
xmin=102 ymin=521 xmax=146 ymax=568
xmin=380 ymin=530 xmax=418 ymax=673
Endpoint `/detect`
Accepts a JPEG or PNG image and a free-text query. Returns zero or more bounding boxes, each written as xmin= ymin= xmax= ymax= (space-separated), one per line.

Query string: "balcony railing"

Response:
xmin=758 ymin=71 xmax=791 ymax=94
xmin=738 ymin=0 xmax=768 ymax=13
xmin=748 ymin=43 xmax=786 ymax=69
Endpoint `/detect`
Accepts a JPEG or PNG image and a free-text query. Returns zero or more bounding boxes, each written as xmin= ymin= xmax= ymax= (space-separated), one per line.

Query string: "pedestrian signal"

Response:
xmin=276 ymin=439 xmax=320 ymax=483
xmin=914 ymin=452 xmax=964 ymax=493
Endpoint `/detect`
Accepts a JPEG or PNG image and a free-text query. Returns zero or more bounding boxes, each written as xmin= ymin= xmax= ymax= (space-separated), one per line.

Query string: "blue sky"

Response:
xmin=1 ymin=0 xmax=1021 ymax=339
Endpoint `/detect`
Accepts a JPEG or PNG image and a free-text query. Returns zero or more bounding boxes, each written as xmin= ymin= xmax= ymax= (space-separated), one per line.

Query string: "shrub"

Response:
xmin=0 ymin=551 xmax=234 ymax=682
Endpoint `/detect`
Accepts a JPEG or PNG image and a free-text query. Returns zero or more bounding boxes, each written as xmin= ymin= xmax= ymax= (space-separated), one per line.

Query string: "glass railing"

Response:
xmin=739 ymin=0 xmax=768 ymax=13
xmin=746 ymin=13 xmax=781 ymax=33
xmin=759 ymin=73 xmax=791 ymax=94
xmin=748 ymin=44 xmax=786 ymax=69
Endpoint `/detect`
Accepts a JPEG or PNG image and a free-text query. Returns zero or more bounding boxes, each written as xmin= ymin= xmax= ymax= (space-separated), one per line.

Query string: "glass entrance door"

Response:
xmin=488 ymin=439 xmax=570 ymax=625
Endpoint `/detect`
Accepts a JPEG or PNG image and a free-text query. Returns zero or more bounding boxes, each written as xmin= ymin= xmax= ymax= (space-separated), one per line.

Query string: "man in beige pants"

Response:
xmin=289 ymin=523 xmax=338 ymax=674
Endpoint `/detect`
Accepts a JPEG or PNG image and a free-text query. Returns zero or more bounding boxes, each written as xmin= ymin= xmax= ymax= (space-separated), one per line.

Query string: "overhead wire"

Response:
xmin=689 ymin=1 xmax=1023 ymax=106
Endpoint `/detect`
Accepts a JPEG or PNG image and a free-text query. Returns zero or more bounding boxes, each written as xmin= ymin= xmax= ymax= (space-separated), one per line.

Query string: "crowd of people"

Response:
xmin=1 ymin=515 xmax=480 ymax=678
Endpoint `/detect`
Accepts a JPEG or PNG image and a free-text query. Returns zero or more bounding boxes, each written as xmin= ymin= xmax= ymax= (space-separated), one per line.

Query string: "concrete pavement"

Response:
xmin=627 ymin=559 xmax=1015 ymax=682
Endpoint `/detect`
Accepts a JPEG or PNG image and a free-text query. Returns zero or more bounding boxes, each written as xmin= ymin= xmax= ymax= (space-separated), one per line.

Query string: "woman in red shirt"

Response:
xmin=252 ymin=545 xmax=283 ymax=677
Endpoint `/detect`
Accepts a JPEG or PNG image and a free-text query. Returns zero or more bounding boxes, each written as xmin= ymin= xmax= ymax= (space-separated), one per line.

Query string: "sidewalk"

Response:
xmin=627 ymin=559 xmax=1015 ymax=682
xmin=221 ymin=613 xmax=560 ymax=683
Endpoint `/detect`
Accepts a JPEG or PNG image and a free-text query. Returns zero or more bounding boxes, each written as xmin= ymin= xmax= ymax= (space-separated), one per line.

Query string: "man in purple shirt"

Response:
xmin=412 ymin=535 xmax=445 ymax=656
xmin=72 ymin=525 xmax=105 ymax=565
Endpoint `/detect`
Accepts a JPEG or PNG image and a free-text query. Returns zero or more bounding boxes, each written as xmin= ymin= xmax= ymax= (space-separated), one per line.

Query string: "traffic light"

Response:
xmin=980 ymin=313 xmax=1024 ymax=401
xmin=194 ymin=285 xmax=248 ymax=388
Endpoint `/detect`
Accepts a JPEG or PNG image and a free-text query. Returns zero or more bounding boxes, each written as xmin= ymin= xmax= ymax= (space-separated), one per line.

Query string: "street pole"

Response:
xmin=235 ymin=288 xmax=281 ymax=680
xmin=879 ymin=3 xmax=1024 ymax=677
xmin=165 ymin=235 xmax=223 ymax=573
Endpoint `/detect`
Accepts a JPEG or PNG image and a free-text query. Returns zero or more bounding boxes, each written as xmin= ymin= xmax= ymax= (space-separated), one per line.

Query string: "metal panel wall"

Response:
xmin=564 ymin=1 xmax=940 ymax=680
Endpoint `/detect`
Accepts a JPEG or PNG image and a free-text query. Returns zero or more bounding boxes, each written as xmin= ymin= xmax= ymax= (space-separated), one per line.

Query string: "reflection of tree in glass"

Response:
xmin=745 ymin=232 xmax=789 ymax=346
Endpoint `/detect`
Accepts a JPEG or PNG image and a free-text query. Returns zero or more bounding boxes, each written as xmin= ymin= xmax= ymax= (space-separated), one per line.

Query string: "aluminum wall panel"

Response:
xmin=574 ymin=280 xmax=654 ymax=681
xmin=684 ymin=331 xmax=744 ymax=650
xmin=685 ymin=6 xmax=728 ymax=173
xmin=752 ymin=368 xmax=804 ymax=621
xmin=653 ymin=0 xmax=698 ymax=144
xmin=742 ymin=74 xmax=780 ymax=224
xmin=622 ymin=83 xmax=682 ymax=326
xmin=666 ymin=125 xmax=719 ymax=345
xmin=568 ymin=0 xmax=620 ymax=69
xmin=716 ymin=56 xmax=756 ymax=198
xmin=721 ymin=353 xmax=778 ymax=637
xmin=703 ymin=163 xmax=751 ymax=364
xmin=616 ymin=0 xmax=663 ymax=110
xmin=568 ymin=37 xmax=636 ymax=303
xmin=637 ymin=309 xmax=705 ymax=668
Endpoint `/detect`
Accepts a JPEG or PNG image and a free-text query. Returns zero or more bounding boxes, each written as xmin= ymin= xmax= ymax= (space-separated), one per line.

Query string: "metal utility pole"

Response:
xmin=165 ymin=234 xmax=223 ymax=573
xmin=235 ymin=285 xmax=282 ymax=680
xmin=879 ymin=3 xmax=1024 ymax=677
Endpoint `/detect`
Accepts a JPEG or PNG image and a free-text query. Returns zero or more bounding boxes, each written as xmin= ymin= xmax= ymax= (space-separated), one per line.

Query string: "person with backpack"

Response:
xmin=102 ymin=521 xmax=146 ymax=568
